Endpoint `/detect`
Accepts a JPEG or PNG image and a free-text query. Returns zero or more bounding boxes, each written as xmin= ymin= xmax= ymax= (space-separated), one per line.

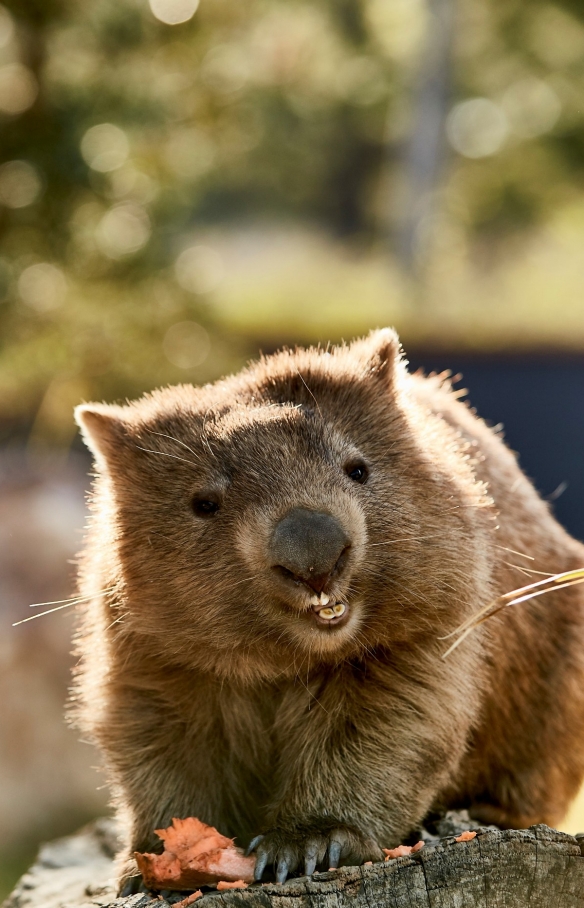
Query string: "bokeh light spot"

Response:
xmin=0 ymin=160 xmax=42 ymax=208
xmin=502 ymin=79 xmax=561 ymax=139
xmin=175 ymin=245 xmax=224 ymax=294
xmin=95 ymin=203 xmax=151 ymax=258
xmin=163 ymin=321 xmax=210 ymax=369
xmin=108 ymin=165 xmax=158 ymax=203
xmin=201 ymin=45 xmax=250 ymax=95
xmin=80 ymin=123 xmax=130 ymax=173
xmin=18 ymin=263 xmax=67 ymax=312
xmin=149 ymin=0 xmax=200 ymax=26
xmin=0 ymin=63 xmax=38 ymax=115
xmin=446 ymin=98 xmax=508 ymax=159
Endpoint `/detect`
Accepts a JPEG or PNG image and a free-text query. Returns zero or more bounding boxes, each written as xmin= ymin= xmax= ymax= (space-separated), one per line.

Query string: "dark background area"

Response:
xmin=409 ymin=353 xmax=584 ymax=542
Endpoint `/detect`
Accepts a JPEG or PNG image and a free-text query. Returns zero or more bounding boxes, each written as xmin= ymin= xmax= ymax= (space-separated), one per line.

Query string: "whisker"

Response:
xmin=369 ymin=532 xmax=450 ymax=547
xmin=493 ymin=544 xmax=534 ymax=561
xmin=354 ymin=632 xmax=375 ymax=660
xmin=105 ymin=616 xmax=124 ymax=631
xmin=504 ymin=562 xmax=534 ymax=577
xmin=294 ymin=367 xmax=322 ymax=418
xmin=29 ymin=587 xmax=116 ymax=608
xmin=441 ymin=569 xmax=584 ymax=657
xmin=135 ymin=446 xmax=199 ymax=469
xmin=513 ymin=567 xmax=554 ymax=576
xmin=295 ymin=669 xmax=329 ymax=714
xmin=216 ymin=574 xmax=262 ymax=594
xmin=148 ymin=432 xmax=201 ymax=461
xmin=504 ymin=562 xmax=554 ymax=578
xmin=14 ymin=601 xmax=78 ymax=625
xmin=384 ymin=575 xmax=434 ymax=609
xmin=501 ymin=577 xmax=584 ymax=607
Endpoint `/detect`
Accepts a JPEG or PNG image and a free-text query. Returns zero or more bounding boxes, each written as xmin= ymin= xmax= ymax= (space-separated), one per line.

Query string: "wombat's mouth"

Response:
xmin=310 ymin=596 xmax=350 ymax=629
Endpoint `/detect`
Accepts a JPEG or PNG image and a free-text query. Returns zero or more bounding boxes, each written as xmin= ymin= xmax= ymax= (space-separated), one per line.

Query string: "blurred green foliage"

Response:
xmin=1 ymin=0 xmax=584 ymax=443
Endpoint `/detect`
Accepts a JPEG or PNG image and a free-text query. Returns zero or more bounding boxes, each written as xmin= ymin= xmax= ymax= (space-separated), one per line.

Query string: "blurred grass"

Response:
xmin=203 ymin=206 xmax=584 ymax=350
xmin=5 ymin=205 xmax=584 ymax=446
xmin=0 ymin=851 xmax=31 ymax=902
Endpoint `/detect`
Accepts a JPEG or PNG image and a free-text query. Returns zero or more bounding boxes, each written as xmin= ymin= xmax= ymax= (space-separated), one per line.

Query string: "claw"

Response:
xmin=276 ymin=857 xmax=290 ymax=884
xmin=305 ymin=854 xmax=317 ymax=877
xmin=246 ymin=834 xmax=264 ymax=856
xmin=254 ymin=851 xmax=268 ymax=882
xmin=120 ymin=876 xmax=142 ymax=897
xmin=328 ymin=840 xmax=342 ymax=869
xmin=304 ymin=840 xmax=319 ymax=877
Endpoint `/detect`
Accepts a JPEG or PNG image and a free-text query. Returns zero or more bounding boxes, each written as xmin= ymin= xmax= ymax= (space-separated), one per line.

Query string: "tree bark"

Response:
xmin=4 ymin=818 xmax=584 ymax=908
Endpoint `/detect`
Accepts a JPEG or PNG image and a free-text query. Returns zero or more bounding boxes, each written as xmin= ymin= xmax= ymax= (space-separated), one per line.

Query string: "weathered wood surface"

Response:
xmin=4 ymin=819 xmax=584 ymax=908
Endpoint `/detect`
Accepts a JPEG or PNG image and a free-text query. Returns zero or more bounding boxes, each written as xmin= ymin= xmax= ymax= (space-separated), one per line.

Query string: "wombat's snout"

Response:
xmin=269 ymin=507 xmax=351 ymax=594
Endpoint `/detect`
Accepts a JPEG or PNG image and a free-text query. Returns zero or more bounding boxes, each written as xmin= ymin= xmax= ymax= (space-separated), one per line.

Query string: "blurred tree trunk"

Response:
xmin=395 ymin=0 xmax=455 ymax=276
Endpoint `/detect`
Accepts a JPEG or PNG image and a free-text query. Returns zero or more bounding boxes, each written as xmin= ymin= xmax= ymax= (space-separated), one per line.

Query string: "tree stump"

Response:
xmin=4 ymin=817 xmax=584 ymax=908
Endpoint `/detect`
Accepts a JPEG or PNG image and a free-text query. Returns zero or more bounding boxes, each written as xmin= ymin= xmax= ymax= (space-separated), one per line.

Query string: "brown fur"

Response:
xmin=73 ymin=329 xmax=584 ymax=889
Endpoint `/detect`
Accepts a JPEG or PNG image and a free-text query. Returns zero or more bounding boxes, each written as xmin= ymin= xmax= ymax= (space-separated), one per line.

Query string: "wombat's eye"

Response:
xmin=345 ymin=461 xmax=368 ymax=484
xmin=191 ymin=496 xmax=220 ymax=517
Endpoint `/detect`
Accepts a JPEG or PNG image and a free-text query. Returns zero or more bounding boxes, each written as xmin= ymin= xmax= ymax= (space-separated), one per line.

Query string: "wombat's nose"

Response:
xmin=269 ymin=508 xmax=350 ymax=593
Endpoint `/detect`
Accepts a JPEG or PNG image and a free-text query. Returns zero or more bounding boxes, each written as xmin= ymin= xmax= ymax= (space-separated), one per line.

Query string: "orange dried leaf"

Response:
xmin=217 ymin=880 xmax=248 ymax=890
xmin=455 ymin=830 xmax=477 ymax=842
xmin=383 ymin=840 xmax=424 ymax=860
xmin=383 ymin=845 xmax=413 ymax=860
xmin=135 ymin=817 xmax=256 ymax=891
xmin=174 ymin=891 xmax=203 ymax=908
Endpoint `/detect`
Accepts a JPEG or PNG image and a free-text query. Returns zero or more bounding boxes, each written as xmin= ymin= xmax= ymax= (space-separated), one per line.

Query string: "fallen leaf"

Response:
xmin=455 ymin=830 xmax=477 ymax=842
xmin=383 ymin=841 xmax=424 ymax=860
xmin=174 ymin=891 xmax=203 ymax=908
xmin=135 ymin=817 xmax=256 ymax=891
xmin=217 ymin=880 xmax=248 ymax=890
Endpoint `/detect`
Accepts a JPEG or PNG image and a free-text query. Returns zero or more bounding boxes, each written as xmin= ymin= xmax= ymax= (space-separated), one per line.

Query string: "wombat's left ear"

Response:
xmin=352 ymin=327 xmax=402 ymax=383
xmin=74 ymin=403 xmax=132 ymax=470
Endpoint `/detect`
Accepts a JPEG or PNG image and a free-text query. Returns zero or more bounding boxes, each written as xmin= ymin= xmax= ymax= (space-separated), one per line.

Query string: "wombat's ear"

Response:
xmin=75 ymin=403 xmax=132 ymax=469
xmin=351 ymin=327 xmax=402 ymax=384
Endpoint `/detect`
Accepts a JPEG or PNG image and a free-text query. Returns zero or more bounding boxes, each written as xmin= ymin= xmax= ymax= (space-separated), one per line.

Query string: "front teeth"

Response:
xmin=310 ymin=593 xmax=330 ymax=606
xmin=317 ymin=602 xmax=346 ymax=621
xmin=308 ymin=593 xmax=346 ymax=621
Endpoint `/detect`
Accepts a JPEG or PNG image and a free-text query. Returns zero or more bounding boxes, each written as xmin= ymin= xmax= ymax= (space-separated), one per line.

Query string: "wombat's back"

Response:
xmin=412 ymin=371 xmax=584 ymax=828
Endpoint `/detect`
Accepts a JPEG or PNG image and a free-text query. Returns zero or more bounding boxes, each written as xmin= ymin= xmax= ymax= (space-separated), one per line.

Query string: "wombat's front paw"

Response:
xmin=247 ymin=823 xmax=383 ymax=883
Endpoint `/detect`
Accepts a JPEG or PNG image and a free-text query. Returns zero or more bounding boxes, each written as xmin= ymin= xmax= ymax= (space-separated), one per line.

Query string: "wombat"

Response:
xmin=74 ymin=329 xmax=584 ymax=893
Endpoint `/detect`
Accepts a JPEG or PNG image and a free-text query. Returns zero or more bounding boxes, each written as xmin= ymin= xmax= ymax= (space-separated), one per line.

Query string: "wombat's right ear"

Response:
xmin=350 ymin=327 xmax=402 ymax=384
xmin=75 ymin=403 xmax=131 ymax=469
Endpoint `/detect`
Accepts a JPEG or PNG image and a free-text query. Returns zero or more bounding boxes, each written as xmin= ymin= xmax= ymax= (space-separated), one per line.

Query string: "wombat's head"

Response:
xmin=76 ymin=329 xmax=492 ymax=682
